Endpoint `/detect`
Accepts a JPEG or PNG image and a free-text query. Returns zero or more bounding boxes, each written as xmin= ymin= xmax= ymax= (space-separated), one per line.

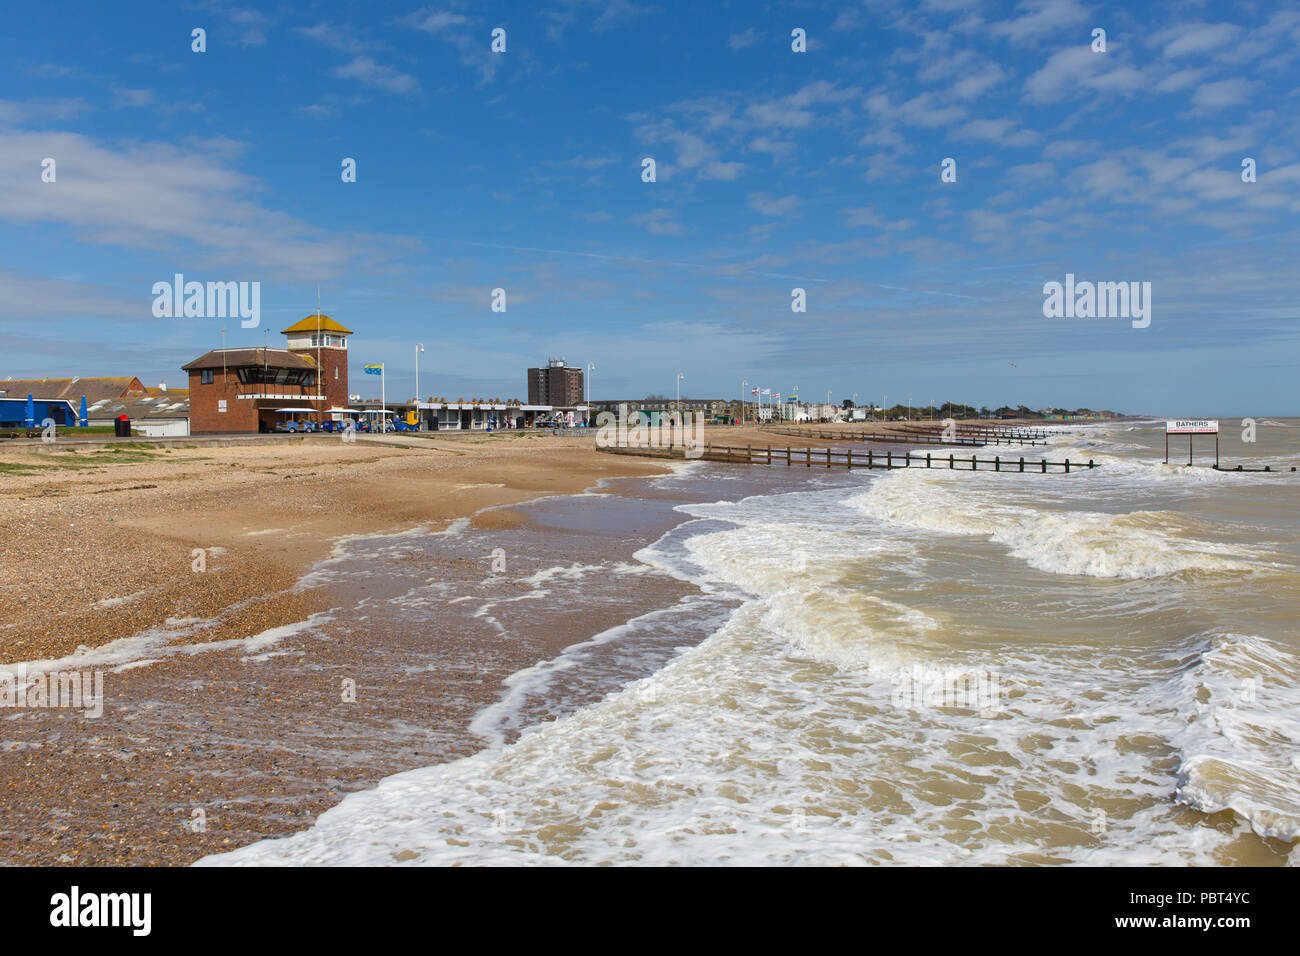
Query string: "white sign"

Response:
xmin=218 ymin=399 xmax=227 ymax=413
xmin=1166 ymin=419 xmax=1217 ymax=434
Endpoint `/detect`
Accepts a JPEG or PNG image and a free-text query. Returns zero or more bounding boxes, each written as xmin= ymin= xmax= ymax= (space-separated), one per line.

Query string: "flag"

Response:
xmin=364 ymin=365 xmax=383 ymax=375
xmin=762 ymin=388 xmax=771 ymax=395
xmin=751 ymin=388 xmax=759 ymax=396
xmin=774 ymin=394 xmax=782 ymax=402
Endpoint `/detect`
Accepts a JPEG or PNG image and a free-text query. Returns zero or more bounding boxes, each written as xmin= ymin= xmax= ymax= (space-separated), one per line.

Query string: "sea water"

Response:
xmin=200 ymin=421 xmax=1300 ymax=866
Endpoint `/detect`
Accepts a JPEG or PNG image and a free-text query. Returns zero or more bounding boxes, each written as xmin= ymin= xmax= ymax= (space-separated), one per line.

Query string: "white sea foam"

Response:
xmin=851 ymin=470 xmax=1258 ymax=578
xmin=1172 ymin=633 xmax=1300 ymax=842
xmin=2 ymin=612 xmax=332 ymax=674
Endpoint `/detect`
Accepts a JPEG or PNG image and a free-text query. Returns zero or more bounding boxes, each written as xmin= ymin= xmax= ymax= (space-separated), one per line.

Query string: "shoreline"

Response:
xmin=0 ymin=434 xmax=684 ymax=865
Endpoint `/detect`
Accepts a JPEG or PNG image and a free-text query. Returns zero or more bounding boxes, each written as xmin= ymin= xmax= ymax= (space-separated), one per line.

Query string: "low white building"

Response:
xmin=417 ymin=402 xmax=556 ymax=430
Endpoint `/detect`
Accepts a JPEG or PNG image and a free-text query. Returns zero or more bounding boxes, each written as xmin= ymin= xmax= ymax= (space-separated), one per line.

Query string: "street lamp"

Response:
xmin=908 ymin=396 xmax=913 ymax=422
xmin=584 ymin=362 xmax=595 ymax=424
xmin=676 ymin=372 xmax=685 ymax=407
xmin=414 ymin=343 xmax=425 ymax=430
xmin=741 ymin=379 xmax=748 ymax=425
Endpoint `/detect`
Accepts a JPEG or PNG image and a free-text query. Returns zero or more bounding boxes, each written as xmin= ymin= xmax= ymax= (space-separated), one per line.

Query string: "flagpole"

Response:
xmin=381 ymin=363 xmax=386 ymax=430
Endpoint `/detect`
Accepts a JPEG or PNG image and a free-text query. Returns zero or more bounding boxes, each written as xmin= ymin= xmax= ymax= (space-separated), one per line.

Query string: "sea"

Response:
xmin=199 ymin=418 xmax=1300 ymax=866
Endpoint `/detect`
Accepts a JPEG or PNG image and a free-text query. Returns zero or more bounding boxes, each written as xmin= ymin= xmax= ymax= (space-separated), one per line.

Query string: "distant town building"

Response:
xmin=0 ymin=376 xmax=147 ymax=405
xmin=0 ymin=375 xmax=190 ymax=435
xmin=182 ymin=314 xmax=352 ymax=434
xmin=527 ymin=358 xmax=584 ymax=407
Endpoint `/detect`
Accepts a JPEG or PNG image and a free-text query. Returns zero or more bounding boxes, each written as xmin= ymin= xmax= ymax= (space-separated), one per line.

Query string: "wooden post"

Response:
xmin=887 ymin=450 xmax=892 ymax=468
xmin=971 ymin=455 xmax=976 ymax=470
xmin=926 ymin=453 xmax=931 ymax=468
xmin=826 ymin=447 xmax=831 ymax=468
xmin=868 ymin=449 xmax=873 ymax=468
xmin=847 ymin=449 xmax=853 ymax=469
xmin=1041 ymin=460 xmax=1046 ymax=473
xmin=949 ymin=453 xmax=954 ymax=469
xmin=747 ymin=444 xmax=751 ymax=464
xmin=995 ymin=455 xmax=1000 ymax=472
xmin=767 ymin=445 xmax=771 ymax=465
xmin=1019 ymin=457 xmax=1024 ymax=472
xmin=1065 ymin=459 xmax=1071 ymax=473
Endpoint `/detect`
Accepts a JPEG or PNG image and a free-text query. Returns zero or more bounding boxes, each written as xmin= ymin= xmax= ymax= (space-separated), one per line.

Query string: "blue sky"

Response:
xmin=1 ymin=0 xmax=1297 ymax=415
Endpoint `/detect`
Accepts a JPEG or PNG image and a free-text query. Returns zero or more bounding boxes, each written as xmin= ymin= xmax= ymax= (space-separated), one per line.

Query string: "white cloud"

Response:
xmin=841 ymin=207 xmax=914 ymax=231
xmin=330 ymin=57 xmax=419 ymax=95
xmin=1191 ymin=78 xmax=1255 ymax=112
xmin=748 ymin=193 xmax=798 ymax=217
xmin=729 ymin=28 xmax=760 ymax=50
xmin=630 ymin=208 xmax=684 ymax=235
xmin=0 ymin=130 xmax=409 ymax=279
xmin=991 ymin=0 xmax=1091 ymax=45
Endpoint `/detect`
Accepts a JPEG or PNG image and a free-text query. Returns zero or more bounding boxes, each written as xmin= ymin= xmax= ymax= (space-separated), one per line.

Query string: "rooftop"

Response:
xmin=281 ymin=314 xmax=354 ymax=336
xmin=182 ymin=348 xmax=318 ymax=372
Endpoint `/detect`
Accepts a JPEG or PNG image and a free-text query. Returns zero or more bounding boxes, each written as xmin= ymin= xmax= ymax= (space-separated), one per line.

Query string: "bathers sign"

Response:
xmin=1166 ymin=420 xmax=1218 ymax=434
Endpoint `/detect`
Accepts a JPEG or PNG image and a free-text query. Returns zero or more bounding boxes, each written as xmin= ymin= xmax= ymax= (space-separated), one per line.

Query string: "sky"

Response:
xmin=0 ymin=0 xmax=1297 ymax=416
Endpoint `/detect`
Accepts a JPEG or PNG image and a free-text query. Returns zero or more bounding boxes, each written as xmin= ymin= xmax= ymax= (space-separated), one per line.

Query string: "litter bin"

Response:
xmin=114 ymin=415 xmax=131 ymax=437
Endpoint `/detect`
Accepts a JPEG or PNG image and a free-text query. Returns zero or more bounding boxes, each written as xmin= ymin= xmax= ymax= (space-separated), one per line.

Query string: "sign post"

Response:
xmin=1165 ymin=420 xmax=1218 ymax=467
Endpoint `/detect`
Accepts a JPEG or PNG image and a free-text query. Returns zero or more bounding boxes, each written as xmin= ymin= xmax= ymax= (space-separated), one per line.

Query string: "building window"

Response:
xmin=235 ymin=367 xmax=316 ymax=387
xmin=201 ymin=369 xmax=214 ymax=385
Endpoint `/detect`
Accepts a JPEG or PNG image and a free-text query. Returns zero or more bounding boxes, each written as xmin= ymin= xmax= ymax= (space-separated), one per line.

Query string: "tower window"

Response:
xmin=201 ymin=369 xmax=214 ymax=385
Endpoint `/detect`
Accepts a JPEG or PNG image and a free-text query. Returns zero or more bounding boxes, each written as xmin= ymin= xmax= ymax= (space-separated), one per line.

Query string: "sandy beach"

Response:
xmin=0 ymin=431 xmax=680 ymax=864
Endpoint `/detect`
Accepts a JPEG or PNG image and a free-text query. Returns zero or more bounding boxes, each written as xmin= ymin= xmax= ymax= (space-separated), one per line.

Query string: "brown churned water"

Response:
xmin=203 ymin=420 xmax=1300 ymax=865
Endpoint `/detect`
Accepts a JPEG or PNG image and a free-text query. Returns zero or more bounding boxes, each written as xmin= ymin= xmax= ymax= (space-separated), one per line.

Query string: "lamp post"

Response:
xmin=415 ymin=343 xmax=424 ymax=428
xmin=415 ymin=343 xmax=424 ymax=400
xmin=741 ymin=379 xmax=748 ymax=425
xmin=587 ymin=362 xmax=595 ymax=423
xmin=908 ymin=396 xmax=913 ymax=422
xmin=676 ymin=372 xmax=685 ymax=408
xmin=882 ymin=394 xmax=887 ymax=423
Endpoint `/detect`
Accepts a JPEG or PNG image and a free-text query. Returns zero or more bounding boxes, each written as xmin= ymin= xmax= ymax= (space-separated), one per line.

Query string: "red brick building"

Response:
xmin=182 ymin=315 xmax=353 ymax=434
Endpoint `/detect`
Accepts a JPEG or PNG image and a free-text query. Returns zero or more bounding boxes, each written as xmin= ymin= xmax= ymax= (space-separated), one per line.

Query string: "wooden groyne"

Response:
xmin=891 ymin=423 xmax=1061 ymax=440
xmin=1212 ymin=464 xmax=1298 ymax=473
xmin=763 ymin=427 xmax=1048 ymax=447
xmin=600 ymin=443 xmax=1095 ymax=473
